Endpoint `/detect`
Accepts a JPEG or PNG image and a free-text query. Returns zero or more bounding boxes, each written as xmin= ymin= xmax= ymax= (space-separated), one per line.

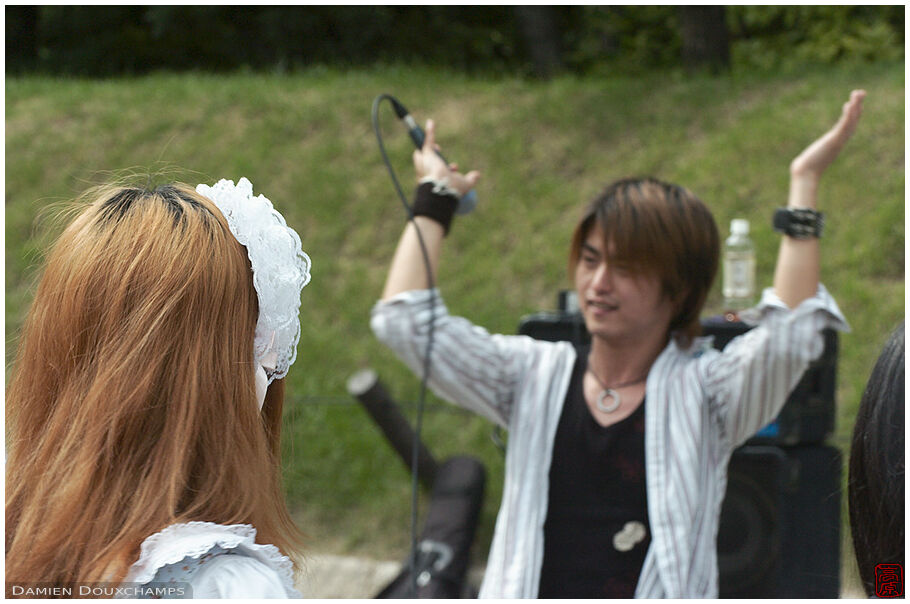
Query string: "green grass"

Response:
xmin=6 ymin=63 xmax=904 ymax=583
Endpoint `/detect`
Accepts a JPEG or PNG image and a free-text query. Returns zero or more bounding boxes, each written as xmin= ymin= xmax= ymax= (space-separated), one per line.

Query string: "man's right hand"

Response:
xmin=412 ymin=119 xmax=481 ymax=197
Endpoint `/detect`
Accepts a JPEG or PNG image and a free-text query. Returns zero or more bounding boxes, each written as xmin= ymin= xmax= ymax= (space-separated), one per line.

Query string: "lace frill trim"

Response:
xmin=124 ymin=521 xmax=297 ymax=596
xmin=196 ymin=178 xmax=311 ymax=383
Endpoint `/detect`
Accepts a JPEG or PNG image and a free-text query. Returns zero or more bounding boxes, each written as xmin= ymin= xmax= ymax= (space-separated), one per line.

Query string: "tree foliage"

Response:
xmin=5 ymin=5 xmax=904 ymax=76
xmin=728 ymin=6 xmax=905 ymax=70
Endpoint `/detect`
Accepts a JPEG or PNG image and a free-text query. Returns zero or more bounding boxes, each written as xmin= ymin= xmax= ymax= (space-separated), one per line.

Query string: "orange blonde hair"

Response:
xmin=6 ymin=183 xmax=302 ymax=588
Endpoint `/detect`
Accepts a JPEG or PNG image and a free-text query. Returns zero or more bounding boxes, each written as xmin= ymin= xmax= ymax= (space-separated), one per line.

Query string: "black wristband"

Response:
xmin=412 ymin=182 xmax=459 ymax=235
xmin=772 ymin=207 xmax=825 ymax=239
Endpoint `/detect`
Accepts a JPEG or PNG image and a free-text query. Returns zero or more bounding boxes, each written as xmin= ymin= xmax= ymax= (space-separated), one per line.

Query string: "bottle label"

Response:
xmin=723 ymin=252 xmax=755 ymax=301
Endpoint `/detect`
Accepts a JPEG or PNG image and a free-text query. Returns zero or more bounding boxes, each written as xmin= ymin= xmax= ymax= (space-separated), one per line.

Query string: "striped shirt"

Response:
xmin=370 ymin=285 xmax=848 ymax=598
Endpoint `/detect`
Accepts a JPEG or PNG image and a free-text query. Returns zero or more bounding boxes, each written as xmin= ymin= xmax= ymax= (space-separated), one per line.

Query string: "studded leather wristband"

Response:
xmin=772 ymin=207 xmax=825 ymax=239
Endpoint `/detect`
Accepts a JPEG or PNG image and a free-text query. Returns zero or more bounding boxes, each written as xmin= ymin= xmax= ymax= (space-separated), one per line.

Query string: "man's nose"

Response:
xmin=592 ymin=262 xmax=612 ymax=290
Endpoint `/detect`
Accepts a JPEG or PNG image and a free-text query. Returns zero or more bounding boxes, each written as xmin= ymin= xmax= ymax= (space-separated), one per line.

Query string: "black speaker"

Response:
xmin=518 ymin=310 xmax=589 ymax=346
xmin=718 ymin=444 xmax=842 ymax=598
xmin=518 ymin=306 xmax=838 ymax=445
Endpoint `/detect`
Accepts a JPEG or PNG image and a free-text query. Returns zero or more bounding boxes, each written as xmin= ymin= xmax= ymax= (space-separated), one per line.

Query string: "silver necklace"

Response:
xmin=587 ymin=362 xmax=647 ymax=413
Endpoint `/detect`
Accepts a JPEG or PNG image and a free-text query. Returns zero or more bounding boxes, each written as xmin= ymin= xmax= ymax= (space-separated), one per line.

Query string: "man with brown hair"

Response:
xmin=371 ymin=91 xmax=864 ymax=598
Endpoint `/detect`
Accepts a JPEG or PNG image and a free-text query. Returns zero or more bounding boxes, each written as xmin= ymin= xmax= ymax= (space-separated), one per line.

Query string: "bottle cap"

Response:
xmin=731 ymin=218 xmax=750 ymax=236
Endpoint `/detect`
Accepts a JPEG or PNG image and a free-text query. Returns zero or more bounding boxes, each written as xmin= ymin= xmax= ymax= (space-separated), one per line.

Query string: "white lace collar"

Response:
xmin=124 ymin=521 xmax=299 ymax=597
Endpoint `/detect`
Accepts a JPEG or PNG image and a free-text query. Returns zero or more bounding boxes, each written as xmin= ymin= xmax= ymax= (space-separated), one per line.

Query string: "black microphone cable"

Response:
xmin=371 ymin=93 xmax=439 ymax=598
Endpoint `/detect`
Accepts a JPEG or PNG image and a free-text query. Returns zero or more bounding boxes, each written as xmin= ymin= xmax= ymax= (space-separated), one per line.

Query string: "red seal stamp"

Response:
xmin=875 ymin=563 xmax=904 ymax=598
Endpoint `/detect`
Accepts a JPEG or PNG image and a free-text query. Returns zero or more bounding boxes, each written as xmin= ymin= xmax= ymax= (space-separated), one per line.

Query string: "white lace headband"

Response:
xmin=196 ymin=178 xmax=311 ymax=384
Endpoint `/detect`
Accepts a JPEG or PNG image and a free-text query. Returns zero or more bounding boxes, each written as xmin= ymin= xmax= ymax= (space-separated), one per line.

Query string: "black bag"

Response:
xmin=376 ymin=456 xmax=486 ymax=598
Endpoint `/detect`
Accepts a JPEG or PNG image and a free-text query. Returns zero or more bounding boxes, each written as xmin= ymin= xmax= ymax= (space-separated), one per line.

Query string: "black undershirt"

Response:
xmin=538 ymin=348 xmax=651 ymax=598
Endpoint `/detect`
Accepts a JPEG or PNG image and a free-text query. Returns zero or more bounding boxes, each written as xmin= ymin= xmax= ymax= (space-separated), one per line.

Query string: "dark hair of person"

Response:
xmin=568 ymin=177 xmax=720 ymax=348
xmin=848 ymin=322 xmax=905 ymax=596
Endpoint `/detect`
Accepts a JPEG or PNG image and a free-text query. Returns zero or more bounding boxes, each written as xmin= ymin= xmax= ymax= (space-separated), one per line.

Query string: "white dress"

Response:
xmin=122 ymin=521 xmax=300 ymax=598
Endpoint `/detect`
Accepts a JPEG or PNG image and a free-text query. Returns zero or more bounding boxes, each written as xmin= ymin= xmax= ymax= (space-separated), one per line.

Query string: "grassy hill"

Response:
xmin=6 ymin=63 xmax=904 ymax=582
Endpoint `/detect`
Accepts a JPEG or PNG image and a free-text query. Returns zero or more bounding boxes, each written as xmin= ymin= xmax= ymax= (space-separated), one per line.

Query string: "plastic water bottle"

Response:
xmin=722 ymin=218 xmax=755 ymax=314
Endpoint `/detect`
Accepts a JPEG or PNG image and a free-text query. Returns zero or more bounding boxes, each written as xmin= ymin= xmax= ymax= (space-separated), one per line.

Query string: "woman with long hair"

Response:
xmin=6 ymin=178 xmax=310 ymax=597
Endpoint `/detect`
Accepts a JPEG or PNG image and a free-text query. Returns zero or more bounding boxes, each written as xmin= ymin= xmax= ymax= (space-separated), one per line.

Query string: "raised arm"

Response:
xmin=772 ymin=89 xmax=865 ymax=308
xmin=381 ymin=119 xmax=480 ymax=300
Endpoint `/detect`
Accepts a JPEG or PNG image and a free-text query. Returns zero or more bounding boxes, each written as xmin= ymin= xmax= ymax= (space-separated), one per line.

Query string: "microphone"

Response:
xmin=389 ymin=97 xmax=478 ymax=215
